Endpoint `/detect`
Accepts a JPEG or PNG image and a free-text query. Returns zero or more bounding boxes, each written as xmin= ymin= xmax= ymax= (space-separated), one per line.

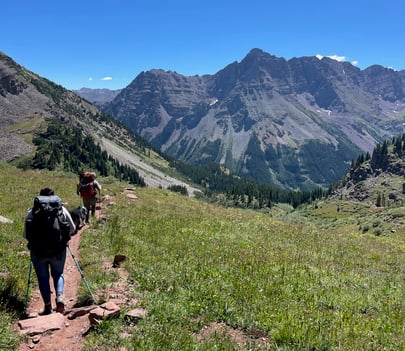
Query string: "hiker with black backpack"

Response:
xmin=77 ymin=172 xmax=101 ymax=224
xmin=23 ymin=187 xmax=76 ymax=315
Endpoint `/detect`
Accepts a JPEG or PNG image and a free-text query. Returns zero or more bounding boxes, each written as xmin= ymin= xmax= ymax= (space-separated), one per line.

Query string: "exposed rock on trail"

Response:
xmin=16 ymin=225 xmax=92 ymax=351
xmin=15 ymin=194 xmax=145 ymax=351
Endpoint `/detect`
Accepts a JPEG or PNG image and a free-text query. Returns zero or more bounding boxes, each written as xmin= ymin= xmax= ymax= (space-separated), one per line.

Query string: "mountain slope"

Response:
xmin=104 ymin=48 xmax=405 ymax=190
xmin=0 ymin=51 xmax=198 ymax=194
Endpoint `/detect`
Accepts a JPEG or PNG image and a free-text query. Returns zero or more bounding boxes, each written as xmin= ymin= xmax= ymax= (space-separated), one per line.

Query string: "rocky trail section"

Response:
xmin=16 ymin=226 xmax=89 ymax=351
xmin=15 ymin=191 xmax=146 ymax=351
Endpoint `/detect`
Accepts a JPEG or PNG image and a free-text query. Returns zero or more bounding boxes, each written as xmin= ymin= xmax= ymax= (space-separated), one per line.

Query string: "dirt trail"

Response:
xmin=15 ymin=193 xmax=269 ymax=350
xmin=16 ymin=219 xmax=94 ymax=350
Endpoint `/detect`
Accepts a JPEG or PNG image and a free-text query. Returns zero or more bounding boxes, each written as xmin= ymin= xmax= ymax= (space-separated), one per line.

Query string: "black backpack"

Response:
xmin=26 ymin=195 xmax=71 ymax=257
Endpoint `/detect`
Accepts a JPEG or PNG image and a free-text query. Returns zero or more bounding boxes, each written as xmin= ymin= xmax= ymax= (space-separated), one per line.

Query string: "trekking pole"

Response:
xmin=67 ymin=244 xmax=97 ymax=304
xmin=24 ymin=260 xmax=33 ymax=314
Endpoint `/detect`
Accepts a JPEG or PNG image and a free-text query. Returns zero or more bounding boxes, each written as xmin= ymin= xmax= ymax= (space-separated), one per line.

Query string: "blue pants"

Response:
xmin=31 ymin=249 xmax=66 ymax=305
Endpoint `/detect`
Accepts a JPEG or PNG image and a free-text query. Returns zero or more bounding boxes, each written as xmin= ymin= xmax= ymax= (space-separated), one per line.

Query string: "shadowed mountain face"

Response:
xmin=103 ymin=48 xmax=405 ymax=190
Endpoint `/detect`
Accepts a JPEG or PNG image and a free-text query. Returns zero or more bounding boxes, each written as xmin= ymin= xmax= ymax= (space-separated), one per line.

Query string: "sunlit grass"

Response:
xmin=0 ymin=163 xmax=404 ymax=350
xmin=83 ymin=187 xmax=404 ymax=350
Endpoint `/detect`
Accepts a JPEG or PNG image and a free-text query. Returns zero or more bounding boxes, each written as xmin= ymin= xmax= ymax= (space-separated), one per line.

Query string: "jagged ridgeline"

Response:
xmin=0 ymin=49 xmax=328 ymax=208
xmin=15 ymin=119 xmax=146 ymax=186
xmin=102 ymin=49 xmax=405 ymax=190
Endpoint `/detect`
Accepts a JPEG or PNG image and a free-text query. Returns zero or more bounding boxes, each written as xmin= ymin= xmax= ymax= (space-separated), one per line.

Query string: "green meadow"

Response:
xmin=0 ymin=163 xmax=404 ymax=350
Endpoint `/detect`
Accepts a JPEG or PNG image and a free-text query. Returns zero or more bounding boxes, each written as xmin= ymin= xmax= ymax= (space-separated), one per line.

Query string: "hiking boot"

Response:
xmin=56 ymin=294 xmax=65 ymax=314
xmin=39 ymin=303 xmax=52 ymax=315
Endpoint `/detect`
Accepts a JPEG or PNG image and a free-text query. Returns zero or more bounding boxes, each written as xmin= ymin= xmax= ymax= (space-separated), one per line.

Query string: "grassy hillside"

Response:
xmin=0 ymin=163 xmax=404 ymax=350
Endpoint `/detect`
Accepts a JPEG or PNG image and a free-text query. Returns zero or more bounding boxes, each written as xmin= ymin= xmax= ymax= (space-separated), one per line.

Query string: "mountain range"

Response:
xmin=2 ymin=49 xmax=405 ymax=191
xmin=80 ymin=48 xmax=405 ymax=190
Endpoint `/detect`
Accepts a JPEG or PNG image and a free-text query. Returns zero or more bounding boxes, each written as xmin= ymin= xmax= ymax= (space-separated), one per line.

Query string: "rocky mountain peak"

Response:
xmin=3 ymin=48 xmax=404 ymax=191
xmin=103 ymin=49 xmax=405 ymax=190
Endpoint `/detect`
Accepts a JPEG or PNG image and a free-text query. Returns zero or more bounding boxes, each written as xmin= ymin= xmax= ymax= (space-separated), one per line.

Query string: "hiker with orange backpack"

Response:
xmin=76 ymin=172 xmax=101 ymax=224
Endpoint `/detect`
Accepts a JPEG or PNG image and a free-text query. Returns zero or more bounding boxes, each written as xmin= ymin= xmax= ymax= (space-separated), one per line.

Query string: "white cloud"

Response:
xmin=101 ymin=76 xmax=113 ymax=81
xmin=328 ymin=55 xmax=346 ymax=62
xmin=316 ymin=54 xmax=361 ymax=67
xmin=88 ymin=77 xmax=93 ymax=81
xmin=316 ymin=54 xmax=346 ymax=62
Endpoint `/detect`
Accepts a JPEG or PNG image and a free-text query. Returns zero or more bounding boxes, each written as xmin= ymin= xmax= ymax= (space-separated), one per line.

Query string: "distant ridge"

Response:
xmin=75 ymin=87 xmax=120 ymax=101
xmin=74 ymin=87 xmax=121 ymax=109
xmin=101 ymin=48 xmax=405 ymax=190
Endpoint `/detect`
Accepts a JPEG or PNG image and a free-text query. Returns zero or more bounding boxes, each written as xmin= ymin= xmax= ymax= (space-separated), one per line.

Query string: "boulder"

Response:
xmin=88 ymin=301 xmax=120 ymax=324
xmin=125 ymin=308 xmax=147 ymax=322
xmin=18 ymin=313 xmax=65 ymax=335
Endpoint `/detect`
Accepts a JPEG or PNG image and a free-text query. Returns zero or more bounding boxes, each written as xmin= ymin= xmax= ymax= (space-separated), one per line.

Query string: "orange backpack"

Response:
xmin=79 ymin=172 xmax=97 ymax=199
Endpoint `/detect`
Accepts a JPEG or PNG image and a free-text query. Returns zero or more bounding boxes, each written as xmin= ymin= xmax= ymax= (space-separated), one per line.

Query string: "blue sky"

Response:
xmin=2 ymin=0 xmax=404 ymax=90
